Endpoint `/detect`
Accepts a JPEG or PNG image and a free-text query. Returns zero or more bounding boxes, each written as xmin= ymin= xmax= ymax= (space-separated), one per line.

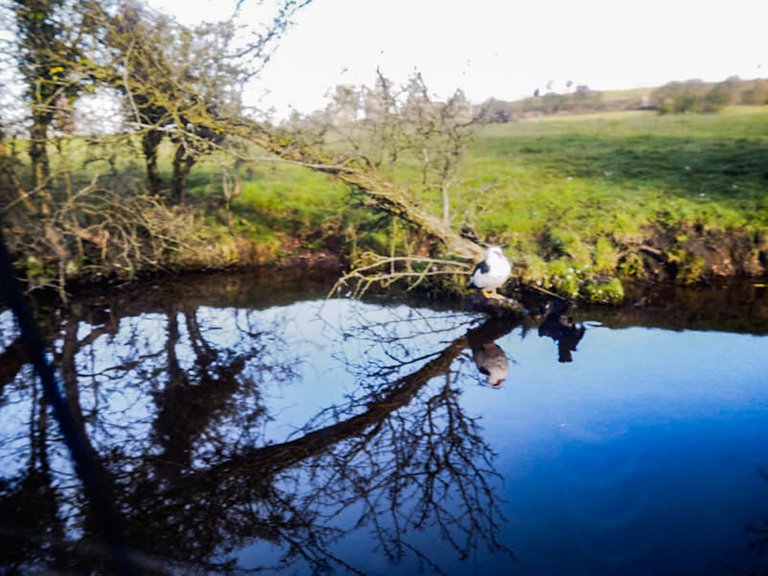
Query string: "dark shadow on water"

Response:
xmin=583 ymin=280 xmax=768 ymax=335
xmin=738 ymin=469 xmax=768 ymax=576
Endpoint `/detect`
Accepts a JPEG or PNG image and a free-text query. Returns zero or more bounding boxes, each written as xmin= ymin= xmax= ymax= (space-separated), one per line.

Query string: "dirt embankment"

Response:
xmin=633 ymin=225 xmax=768 ymax=284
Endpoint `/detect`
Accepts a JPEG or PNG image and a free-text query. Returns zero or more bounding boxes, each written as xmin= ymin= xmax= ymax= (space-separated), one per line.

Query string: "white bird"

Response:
xmin=470 ymin=246 xmax=511 ymax=299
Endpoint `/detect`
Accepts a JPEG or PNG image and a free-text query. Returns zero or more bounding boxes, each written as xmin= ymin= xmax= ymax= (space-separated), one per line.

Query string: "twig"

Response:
xmin=329 ymin=253 xmax=472 ymax=298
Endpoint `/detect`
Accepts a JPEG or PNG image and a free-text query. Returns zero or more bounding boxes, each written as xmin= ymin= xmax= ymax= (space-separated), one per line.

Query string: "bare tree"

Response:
xmin=2 ymin=0 xmax=495 ymax=300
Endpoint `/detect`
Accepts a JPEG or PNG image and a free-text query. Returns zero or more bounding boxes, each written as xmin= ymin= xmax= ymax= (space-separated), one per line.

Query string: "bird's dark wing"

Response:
xmin=474 ymin=260 xmax=490 ymax=275
xmin=469 ymin=260 xmax=490 ymax=288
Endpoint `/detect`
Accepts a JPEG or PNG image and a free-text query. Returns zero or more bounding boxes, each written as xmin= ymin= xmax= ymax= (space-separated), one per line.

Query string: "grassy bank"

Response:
xmin=375 ymin=107 xmax=768 ymax=299
xmin=4 ymin=107 xmax=768 ymax=301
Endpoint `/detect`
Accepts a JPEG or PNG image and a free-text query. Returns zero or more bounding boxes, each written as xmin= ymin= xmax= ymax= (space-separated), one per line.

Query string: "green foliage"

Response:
xmin=740 ymin=79 xmax=768 ymax=105
xmin=519 ymin=256 xmax=624 ymax=303
xmin=446 ymin=107 xmax=767 ymax=294
xmin=580 ymin=277 xmax=625 ymax=304
xmin=13 ymin=0 xmax=80 ymax=102
xmin=593 ymin=236 xmax=620 ymax=272
xmin=618 ymin=252 xmax=644 ymax=278
xmin=466 ymin=107 xmax=768 ymax=235
xmin=21 ymin=255 xmax=54 ymax=284
xmin=474 ymin=78 xmax=768 ymax=124
xmin=539 ymin=258 xmax=585 ymax=299
xmin=667 ymin=248 xmax=706 ymax=284
xmin=650 ymin=79 xmax=741 ymax=115
xmin=165 ymin=107 xmax=768 ymax=295
xmin=476 ymin=85 xmax=643 ymax=123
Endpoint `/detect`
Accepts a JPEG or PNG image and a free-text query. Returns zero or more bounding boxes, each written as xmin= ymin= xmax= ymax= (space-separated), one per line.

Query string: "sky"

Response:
xmin=145 ymin=0 xmax=767 ymax=117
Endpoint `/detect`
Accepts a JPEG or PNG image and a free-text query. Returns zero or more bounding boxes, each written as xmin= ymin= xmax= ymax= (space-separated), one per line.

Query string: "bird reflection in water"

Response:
xmin=538 ymin=300 xmax=586 ymax=363
xmin=472 ymin=341 xmax=508 ymax=387
xmin=467 ymin=318 xmax=517 ymax=388
xmin=0 ymin=289 xmax=525 ymax=574
xmin=466 ymin=297 xmax=589 ymax=386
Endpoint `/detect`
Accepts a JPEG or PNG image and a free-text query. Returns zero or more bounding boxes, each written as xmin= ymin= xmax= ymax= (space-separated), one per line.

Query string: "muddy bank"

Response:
xmin=629 ymin=224 xmax=768 ymax=283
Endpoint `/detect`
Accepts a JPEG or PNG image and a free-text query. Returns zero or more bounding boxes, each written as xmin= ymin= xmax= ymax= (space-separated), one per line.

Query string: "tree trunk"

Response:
xmin=170 ymin=144 xmax=195 ymax=204
xmin=141 ymin=129 xmax=164 ymax=195
xmin=29 ymin=115 xmax=53 ymax=215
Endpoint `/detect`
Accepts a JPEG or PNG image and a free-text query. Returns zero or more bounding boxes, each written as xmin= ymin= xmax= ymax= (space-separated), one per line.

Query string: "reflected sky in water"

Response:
xmin=460 ymin=325 xmax=768 ymax=575
xmin=0 ymin=273 xmax=767 ymax=575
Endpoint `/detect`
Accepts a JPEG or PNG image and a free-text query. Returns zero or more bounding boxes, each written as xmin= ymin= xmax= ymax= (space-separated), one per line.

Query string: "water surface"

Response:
xmin=1 ymin=272 xmax=767 ymax=575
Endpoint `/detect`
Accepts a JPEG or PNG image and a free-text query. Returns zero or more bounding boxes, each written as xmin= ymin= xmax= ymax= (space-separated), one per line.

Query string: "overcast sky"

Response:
xmin=151 ymin=0 xmax=767 ymax=116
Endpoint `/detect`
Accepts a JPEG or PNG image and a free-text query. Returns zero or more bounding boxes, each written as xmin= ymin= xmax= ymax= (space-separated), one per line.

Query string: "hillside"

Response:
xmin=473 ymin=77 xmax=768 ymax=122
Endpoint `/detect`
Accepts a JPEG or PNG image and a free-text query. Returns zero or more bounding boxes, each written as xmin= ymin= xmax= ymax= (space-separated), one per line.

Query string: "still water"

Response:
xmin=1 ymin=271 xmax=767 ymax=575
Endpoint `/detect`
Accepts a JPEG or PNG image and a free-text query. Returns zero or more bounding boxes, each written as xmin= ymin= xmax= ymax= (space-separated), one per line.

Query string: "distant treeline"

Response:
xmin=473 ymin=77 xmax=768 ymax=122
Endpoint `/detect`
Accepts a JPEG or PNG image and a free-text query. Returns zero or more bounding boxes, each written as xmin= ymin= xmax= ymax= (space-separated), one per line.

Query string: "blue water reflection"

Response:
xmin=0 ymin=275 xmax=767 ymax=575
xmin=459 ymin=326 xmax=768 ymax=575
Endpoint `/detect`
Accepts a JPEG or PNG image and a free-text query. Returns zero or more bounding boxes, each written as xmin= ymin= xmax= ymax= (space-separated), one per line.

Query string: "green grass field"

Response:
xmin=463 ymin=107 xmax=768 ymax=251
xmin=302 ymin=107 xmax=758 ymax=291
xmin=48 ymin=106 xmax=768 ymax=263
xmin=7 ymin=106 xmax=767 ymax=298
xmin=216 ymin=106 xmax=768 ymax=296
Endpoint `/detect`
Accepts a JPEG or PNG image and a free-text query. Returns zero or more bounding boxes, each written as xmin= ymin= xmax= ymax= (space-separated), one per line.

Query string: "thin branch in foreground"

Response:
xmin=328 ymin=253 xmax=473 ymax=298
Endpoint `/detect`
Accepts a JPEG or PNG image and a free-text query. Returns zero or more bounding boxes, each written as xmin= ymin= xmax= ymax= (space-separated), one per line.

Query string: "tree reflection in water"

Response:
xmin=0 ymin=288 xmax=539 ymax=574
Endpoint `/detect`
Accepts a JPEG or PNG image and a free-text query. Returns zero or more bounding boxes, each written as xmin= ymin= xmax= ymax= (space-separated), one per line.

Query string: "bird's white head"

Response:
xmin=487 ymin=245 xmax=505 ymax=260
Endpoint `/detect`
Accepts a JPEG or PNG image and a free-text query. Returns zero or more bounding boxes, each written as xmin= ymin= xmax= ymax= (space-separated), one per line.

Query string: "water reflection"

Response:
xmin=537 ymin=300 xmax=586 ymax=363
xmin=468 ymin=318 xmax=517 ymax=387
xmin=0 ymin=290 xmax=301 ymax=573
xmin=0 ymin=279 xmax=527 ymax=574
xmin=746 ymin=469 xmax=768 ymax=564
xmin=1 ymin=273 xmax=768 ymax=575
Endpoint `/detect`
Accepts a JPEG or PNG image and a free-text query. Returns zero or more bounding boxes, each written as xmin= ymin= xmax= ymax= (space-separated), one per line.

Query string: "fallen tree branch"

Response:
xmin=230 ymin=120 xmax=487 ymax=262
xmin=329 ymin=253 xmax=473 ymax=298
